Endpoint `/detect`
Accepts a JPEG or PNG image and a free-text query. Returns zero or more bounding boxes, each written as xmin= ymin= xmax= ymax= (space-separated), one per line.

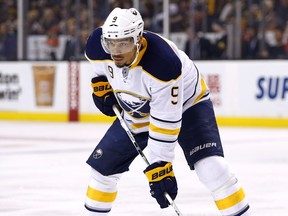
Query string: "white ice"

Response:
xmin=0 ymin=121 xmax=287 ymax=216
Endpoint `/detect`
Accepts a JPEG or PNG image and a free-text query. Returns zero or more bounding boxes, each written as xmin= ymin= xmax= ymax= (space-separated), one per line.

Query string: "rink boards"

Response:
xmin=0 ymin=60 xmax=287 ymax=127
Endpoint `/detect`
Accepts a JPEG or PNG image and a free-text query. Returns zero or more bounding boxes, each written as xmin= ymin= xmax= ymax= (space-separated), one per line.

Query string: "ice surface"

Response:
xmin=0 ymin=121 xmax=287 ymax=216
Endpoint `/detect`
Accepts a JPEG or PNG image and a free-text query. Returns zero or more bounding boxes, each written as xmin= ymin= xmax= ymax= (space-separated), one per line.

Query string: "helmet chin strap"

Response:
xmin=127 ymin=42 xmax=141 ymax=67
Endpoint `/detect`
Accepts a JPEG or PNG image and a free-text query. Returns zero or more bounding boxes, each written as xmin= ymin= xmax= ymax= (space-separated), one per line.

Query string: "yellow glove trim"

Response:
xmin=145 ymin=162 xmax=175 ymax=182
xmin=91 ymin=81 xmax=112 ymax=97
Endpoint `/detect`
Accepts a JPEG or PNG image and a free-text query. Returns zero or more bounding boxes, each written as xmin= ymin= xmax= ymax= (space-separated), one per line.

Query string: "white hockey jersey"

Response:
xmin=85 ymin=28 xmax=210 ymax=163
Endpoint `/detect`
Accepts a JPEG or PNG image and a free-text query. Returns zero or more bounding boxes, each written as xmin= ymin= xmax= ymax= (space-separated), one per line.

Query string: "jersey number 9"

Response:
xmin=171 ymin=86 xmax=179 ymax=105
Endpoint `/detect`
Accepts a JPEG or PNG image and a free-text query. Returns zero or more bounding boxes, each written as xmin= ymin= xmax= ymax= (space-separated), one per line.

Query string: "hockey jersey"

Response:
xmin=85 ymin=27 xmax=210 ymax=163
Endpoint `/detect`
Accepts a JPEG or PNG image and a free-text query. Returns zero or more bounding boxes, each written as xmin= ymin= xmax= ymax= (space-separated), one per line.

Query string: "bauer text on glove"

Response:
xmin=144 ymin=161 xmax=178 ymax=208
xmin=91 ymin=76 xmax=117 ymax=116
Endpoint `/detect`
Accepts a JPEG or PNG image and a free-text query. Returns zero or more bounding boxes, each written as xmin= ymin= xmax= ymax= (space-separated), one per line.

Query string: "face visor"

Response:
xmin=101 ymin=37 xmax=136 ymax=55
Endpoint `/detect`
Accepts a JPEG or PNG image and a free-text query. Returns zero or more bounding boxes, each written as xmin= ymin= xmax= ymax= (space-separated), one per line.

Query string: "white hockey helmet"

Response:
xmin=101 ymin=8 xmax=144 ymax=54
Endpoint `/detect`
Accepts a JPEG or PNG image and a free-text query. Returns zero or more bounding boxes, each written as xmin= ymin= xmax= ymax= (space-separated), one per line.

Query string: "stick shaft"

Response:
xmin=113 ymin=106 xmax=150 ymax=166
xmin=112 ymin=105 xmax=183 ymax=216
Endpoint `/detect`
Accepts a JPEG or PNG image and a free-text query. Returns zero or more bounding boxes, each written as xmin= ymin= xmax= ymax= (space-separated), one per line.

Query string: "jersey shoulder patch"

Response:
xmin=140 ymin=32 xmax=182 ymax=81
xmin=85 ymin=27 xmax=111 ymax=61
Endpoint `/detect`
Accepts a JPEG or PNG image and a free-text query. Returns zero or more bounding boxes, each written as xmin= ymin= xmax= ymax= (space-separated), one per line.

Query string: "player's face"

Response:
xmin=111 ymin=46 xmax=137 ymax=68
xmin=103 ymin=37 xmax=137 ymax=67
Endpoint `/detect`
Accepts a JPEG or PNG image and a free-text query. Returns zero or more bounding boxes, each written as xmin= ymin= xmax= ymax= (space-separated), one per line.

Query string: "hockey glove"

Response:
xmin=144 ymin=161 xmax=178 ymax=208
xmin=91 ymin=76 xmax=117 ymax=116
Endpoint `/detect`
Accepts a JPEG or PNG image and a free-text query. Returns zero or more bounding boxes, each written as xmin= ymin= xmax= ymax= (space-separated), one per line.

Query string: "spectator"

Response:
xmin=2 ymin=0 xmax=288 ymax=61
xmin=169 ymin=0 xmax=187 ymax=32
xmin=209 ymin=20 xmax=227 ymax=59
xmin=0 ymin=23 xmax=8 ymax=60
xmin=262 ymin=0 xmax=282 ymax=31
xmin=45 ymin=26 xmax=59 ymax=60
xmin=267 ymin=26 xmax=287 ymax=58
xmin=241 ymin=25 xmax=261 ymax=59
xmin=140 ymin=0 xmax=155 ymax=30
xmin=0 ymin=22 xmax=17 ymax=60
xmin=276 ymin=0 xmax=288 ymax=26
xmin=63 ymin=19 xmax=77 ymax=60
xmin=27 ymin=9 xmax=43 ymax=35
xmin=184 ymin=26 xmax=201 ymax=60
xmin=0 ymin=0 xmax=17 ymax=60
xmin=284 ymin=21 xmax=288 ymax=54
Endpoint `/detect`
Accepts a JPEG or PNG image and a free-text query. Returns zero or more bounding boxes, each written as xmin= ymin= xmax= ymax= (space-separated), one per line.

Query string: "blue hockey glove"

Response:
xmin=91 ymin=76 xmax=117 ymax=116
xmin=144 ymin=161 xmax=178 ymax=208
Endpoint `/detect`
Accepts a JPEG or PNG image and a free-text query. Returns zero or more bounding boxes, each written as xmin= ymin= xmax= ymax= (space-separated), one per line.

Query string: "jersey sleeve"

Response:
xmin=140 ymin=33 xmax=183 ymax=164
xmin=147 ymin=75 xmax=183 ymax=164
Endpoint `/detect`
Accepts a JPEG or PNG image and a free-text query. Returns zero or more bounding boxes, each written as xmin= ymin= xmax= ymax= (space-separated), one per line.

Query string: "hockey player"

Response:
xmin=84 ymin=7 xmax=251 ymax=216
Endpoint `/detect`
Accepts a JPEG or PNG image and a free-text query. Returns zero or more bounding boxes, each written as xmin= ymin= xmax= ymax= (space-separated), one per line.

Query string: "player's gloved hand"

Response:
xmin=144 ymin=161 xmax=178 ymax=208
xmin=91 ymin=76 xmax=117 ymax=116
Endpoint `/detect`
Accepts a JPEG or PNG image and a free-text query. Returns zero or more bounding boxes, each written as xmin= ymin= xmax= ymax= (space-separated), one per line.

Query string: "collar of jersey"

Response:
xmin=130 ymin=37 xmax=147 ymax=69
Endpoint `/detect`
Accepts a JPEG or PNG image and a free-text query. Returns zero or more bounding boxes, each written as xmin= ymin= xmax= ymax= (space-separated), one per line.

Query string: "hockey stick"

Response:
xmin=112 ymin=105 xmax=183 ymax=216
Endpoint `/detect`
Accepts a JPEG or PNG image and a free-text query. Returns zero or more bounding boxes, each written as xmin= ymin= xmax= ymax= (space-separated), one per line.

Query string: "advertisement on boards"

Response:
xmin=238 ymin=61 xmax=288 ymax=118
xmin=0 ymin=69 xmax=22 ymax=103
xmin=0 ymin=62 xmax=68 ymax=113
xmin=0 ymin=60 xmax=287 ymax=123
xmin=196 ymin=61 xmax=237 ymax=117
xmin=32 ymin=65 xmax=56 ymax=106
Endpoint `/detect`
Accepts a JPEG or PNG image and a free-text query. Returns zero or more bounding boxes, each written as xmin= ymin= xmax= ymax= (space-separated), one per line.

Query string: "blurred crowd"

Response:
xmin=0 ymin=0 xmax=17 ymax=60
xmin=0 ymin=0 xmax=288 ymax=60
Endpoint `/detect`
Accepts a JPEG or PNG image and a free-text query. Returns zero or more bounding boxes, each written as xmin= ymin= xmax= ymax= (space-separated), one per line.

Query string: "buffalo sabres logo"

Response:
xmin=116 ymin=92 xmax=150 ymax=119
xmin=93 ymin=148 xmax=103 ymax=159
